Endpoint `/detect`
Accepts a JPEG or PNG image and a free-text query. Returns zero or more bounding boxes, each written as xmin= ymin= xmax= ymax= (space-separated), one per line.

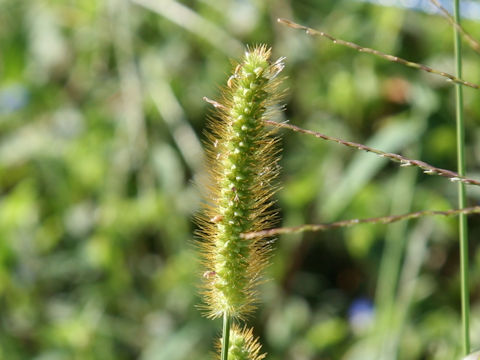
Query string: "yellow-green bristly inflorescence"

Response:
xmin=216 ymin=326 xmax=267 ymax=360
xmin=197 ymin=45 xmax=285 ymax=322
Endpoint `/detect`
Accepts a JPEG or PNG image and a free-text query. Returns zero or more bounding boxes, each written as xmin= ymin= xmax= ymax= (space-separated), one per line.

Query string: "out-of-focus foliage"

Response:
xmin=1 ymin=0 xmax=480 ymax=359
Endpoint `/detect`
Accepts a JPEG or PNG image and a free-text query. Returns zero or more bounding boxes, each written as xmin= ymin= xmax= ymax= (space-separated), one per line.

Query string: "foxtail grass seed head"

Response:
xmin=217 ymin=325 xmax=267 ymax=360
xmin=197 ymin=45 xmax=285 ymax=319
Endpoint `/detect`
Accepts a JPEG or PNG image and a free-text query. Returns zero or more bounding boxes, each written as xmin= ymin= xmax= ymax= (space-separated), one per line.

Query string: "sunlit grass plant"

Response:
xmin=198 ymin=3 xmax=480 ymax=358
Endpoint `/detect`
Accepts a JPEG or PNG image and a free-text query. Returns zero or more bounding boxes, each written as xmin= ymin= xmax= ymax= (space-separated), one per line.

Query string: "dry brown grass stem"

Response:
xmin=429 ymin=0 xmax=480 ymax=55
xmin=265 ymin=120 xmax=480 ymax=186
xmin=242 ymin=206 xmax=480 ymax=239
xmin=277 ymin=18 xmax=480 ymax=90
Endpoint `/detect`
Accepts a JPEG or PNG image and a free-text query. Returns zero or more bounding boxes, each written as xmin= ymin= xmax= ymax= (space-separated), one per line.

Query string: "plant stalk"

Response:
xmin=242 ymin=206 xmax=480 ymax=239
xmin=453 ymin=0 xmax=470 ymax=355
xmin=263 ymin=120 xmax=480 ymax=186
xmin=221 ymin=312 xmax=231 ymax=360
xmin=277 ymin=18 xmax=480 ymax=89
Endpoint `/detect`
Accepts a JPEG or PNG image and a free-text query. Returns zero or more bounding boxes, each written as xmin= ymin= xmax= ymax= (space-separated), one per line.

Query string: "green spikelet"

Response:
xmin=217 ymin=325 xmax=267 ymax=360
xmin=197 ymin=45 xmax=285 ymax=319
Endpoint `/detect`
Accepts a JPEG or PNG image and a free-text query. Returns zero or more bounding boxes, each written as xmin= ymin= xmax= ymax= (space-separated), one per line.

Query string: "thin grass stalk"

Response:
xmin=242 ymin=206 xmax=480 ymax=239
xmin=429 ymin=0 xmax=480 ymax=55
xmin=264 ymin=120 xmax=480 ymax=186
xmin=222 ymin=312 xmax=232 ymax=360
xmin=453 ymin=0 xmax=470 ymax=355
xmin=277 ymin=18 xmax=480 ymax=90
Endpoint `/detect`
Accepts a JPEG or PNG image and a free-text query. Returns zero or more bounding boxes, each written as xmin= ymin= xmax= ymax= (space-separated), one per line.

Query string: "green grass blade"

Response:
xmin=453 ymin=0 xmax=470 ymax=355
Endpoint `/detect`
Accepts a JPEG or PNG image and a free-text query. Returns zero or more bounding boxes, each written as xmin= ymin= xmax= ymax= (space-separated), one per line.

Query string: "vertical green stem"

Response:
xmin=221 ymin=312 xmax=231 ymax=360
xmin=453 ymin=0 xmax=470 ymax=355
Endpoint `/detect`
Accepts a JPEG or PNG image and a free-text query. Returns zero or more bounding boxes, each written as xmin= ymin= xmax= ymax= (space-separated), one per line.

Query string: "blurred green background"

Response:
xmin=1 ymin=0 xmax=480 ymax=359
